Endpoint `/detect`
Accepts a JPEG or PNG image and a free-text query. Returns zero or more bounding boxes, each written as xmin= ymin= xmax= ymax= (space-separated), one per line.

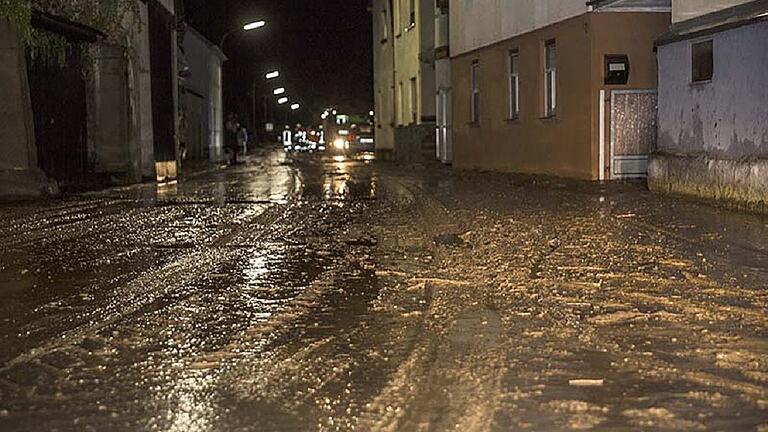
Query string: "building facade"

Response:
xmin=372 ymin=0 xmax=396 ymax=159
xmin=650 ymin=0 xmax=768 ymax=212
xmin=450 ymin=0 xmax=670 ymax=180
xmin=435 ymin=0 xmax=452 ymax=164
xmin=0 ymin=0 xmax=180 ymax=199
xmin=372 ymin=0 xmax=436 ymax=161
xmin=181 ymin=27 xmax=226 ymax=163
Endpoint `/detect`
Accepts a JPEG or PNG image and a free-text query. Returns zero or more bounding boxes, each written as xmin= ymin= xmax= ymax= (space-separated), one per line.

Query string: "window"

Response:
xmin=544 ymin=40 xmax=557 ymax=117
xmin=410 ymin=77 xmax=418 ymax=124
xmin=380 ymin=10 xmax=388 ymax=42
xmin=408 ymin=0 xmax=416 ymax=27
xmin=692 ymin=40 xmax=713 ymax=82
xmin=471 ymin=60 xmax=480 ymax=123
xmin=508 ymin=49 xmax=520 ymax=119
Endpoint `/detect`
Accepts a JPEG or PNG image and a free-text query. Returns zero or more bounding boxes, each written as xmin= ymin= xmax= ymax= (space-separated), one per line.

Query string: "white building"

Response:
xmin=372 ymin=0 xmax=436 ymax=161
xmin=650 ymin=0 xmax=768 ymax=211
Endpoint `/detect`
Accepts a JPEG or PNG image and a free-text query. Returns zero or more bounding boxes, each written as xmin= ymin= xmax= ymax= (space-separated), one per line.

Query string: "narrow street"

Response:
xmin=0 ymin=147 xmax=767 ymax=431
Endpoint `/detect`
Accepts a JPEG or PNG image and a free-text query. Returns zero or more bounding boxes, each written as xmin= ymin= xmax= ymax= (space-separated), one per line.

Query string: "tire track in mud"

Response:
xmin=0 ymin=168 xmax=303 ymax=372
xmin=355 ymin=173 xmax=512 ymax=432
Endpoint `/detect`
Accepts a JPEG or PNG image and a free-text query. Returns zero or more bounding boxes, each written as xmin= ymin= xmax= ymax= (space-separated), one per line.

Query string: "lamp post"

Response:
xmin=220 ymin=20 xmax=266 ymax=54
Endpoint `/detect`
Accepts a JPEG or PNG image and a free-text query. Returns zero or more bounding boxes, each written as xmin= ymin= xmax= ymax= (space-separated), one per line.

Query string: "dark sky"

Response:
xmin=184 ymin=0 xmax=373 ymax=126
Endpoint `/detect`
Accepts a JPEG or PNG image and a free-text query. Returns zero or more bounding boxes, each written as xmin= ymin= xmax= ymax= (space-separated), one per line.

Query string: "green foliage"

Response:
xmin=0 ymin=0 xmax=141 ymax=62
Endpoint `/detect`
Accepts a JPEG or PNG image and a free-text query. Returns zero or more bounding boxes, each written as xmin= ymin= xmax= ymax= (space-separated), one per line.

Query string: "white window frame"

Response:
xmin=508 ymin=49 xmax=520 ymax=119
xmin=544 ymin=40 xmax=557 ymax=117
xmin=471 ymin=60 xmax=480 ymax=123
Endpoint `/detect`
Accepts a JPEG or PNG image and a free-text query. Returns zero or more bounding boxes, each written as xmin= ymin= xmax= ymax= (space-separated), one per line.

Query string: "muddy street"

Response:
xmin=0 ymin=147 xmax=767 ymax=431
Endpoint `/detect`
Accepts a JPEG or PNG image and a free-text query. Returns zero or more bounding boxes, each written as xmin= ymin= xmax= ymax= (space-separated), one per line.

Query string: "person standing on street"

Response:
xmin=238 ymin=126 xmax=249 ymax=156
xmin=225 ymin=113 xmax=240 ymax=165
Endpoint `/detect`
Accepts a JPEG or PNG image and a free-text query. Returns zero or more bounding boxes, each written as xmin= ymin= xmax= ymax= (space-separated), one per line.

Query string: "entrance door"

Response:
xmin=26 ymin=46 xmax=88 ymax=188
xmin=436 ymin=88 xmax=452 ymax=163
xmin=610 ymin=90 xmax=657 ymax=179
xmin=183 ymin=92 xmax=205 ymax=160
xmin=148 ymin=1 xmax=176 ymax=165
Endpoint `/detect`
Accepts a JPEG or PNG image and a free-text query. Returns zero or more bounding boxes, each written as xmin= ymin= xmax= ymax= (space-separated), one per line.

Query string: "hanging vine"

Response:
xmin=0 ymin=0 xmax=142 ymax=62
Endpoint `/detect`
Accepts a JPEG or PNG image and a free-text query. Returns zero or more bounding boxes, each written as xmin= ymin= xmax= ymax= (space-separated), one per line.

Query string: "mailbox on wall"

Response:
xmin=605 ymin=55 xmax=630 ymax=85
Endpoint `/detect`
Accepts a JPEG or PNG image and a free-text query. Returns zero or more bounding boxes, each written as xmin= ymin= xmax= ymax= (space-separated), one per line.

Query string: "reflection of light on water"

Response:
xmin=324 ymin=175 xmax=350 ymax=205
xmin=157 ymin=181 xmax=179 ymax=198
xmin=242 ymin=248 xmax=285 ymax=315
xmin=243 ymin=167 xmax=296 ymax=205
xmin=360 ymin=153 xmax=376 ymax=162
xmin=166 ymin=371 xmax=215 ymax=432
xmin=323 ymin=161 xmax=351 ymax=206
xmin=370 ymin=175 xmax=378 ymax=199
xmin=333 ymin=155 xmax=346 ymax=163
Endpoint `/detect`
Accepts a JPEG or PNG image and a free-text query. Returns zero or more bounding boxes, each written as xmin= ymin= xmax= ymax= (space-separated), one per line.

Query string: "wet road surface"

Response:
xmin=0 ymin=147 xmax=767 ymax=431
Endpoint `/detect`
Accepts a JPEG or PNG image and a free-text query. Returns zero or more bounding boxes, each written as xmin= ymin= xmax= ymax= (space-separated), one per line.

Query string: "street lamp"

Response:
xmin=273 ymin=87 xmax=286 ymax=95
xmin=243 ymin=20 xmax=266 ymax=31
xmin=265 ymin=70 xmax=280 ymax=80
xmin=220 ymin=19 xmax=266 ymax=52
xmin=291 ymin=103 xmax=301 ymax=110
xmin=277 ymin=97 xmax=289 ymax=105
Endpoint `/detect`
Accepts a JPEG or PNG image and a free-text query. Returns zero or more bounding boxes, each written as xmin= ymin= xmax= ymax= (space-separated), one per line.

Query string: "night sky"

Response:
xmin=184 ymin=0 xmax=374 ymax=127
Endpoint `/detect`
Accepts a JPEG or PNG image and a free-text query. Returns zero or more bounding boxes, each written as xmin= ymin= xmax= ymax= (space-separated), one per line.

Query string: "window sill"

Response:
xmin=690 ymin=79 xmax=712 ymax=86
xmin=539 ymin=115 xmax=557 ymax=121
xmin=505 ymin=115 xmax=520 ymax=122
xmin=468 ymin=121 xmax=480 ymax=128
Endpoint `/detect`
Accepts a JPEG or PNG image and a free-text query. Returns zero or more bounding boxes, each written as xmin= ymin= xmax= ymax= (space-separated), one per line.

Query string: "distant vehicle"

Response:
xmin=324 ymin=113 xmax=374 ymax=155
xmin=283 ymin=125 xmax=325 ymax=153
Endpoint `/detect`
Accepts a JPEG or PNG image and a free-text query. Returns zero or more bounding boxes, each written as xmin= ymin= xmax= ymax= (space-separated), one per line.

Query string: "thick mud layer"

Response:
xmin=0 ymin=147 xmax=766 ymax=431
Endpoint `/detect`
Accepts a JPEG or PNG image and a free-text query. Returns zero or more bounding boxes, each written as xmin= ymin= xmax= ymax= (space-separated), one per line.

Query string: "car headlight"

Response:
xmin=333 ymin=138 xmax=346 ymax=150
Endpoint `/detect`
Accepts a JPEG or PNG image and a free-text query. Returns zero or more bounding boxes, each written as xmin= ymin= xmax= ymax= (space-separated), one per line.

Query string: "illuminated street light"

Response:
xmin=291 ymin=103 xmax=301 ymax=110
xmin=369 ymin=110 xmax=374 ymax=116
xmin=278 ymin=97 xmax=289 ymax=105
xmin=265 ymin=70 xmax=280 ymax=80
xmin=243 ymin=20 xmax=266 ymax=31
xmin=220 ymin=19 xmax=266 ymax=52
xmin=273 ymin=87 xmax=286 ymax=95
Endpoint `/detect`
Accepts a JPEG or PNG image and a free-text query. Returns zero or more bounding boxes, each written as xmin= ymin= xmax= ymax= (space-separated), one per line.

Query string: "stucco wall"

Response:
xmin=452 ymin=14 xmax=594 ymax=179
xmin=183 ymin=29 xmax=226 ymax=162
xmin=373 ymin=0 xmax=395 ymax=152
xmin=589 ymin=12 xmax=671 ymax=179
xmin=450 ymin=0 xmax=587 ymax=57
xmin=129 ymin=2 xmax=156 ymax=179
xmin=657 ymin=21 xmax=768 ymax=158
xmin=393 ymin=0 xmax=435 ymax=126
xmin=672 ymin=0 xmax=754 ymax=23
xmin=88 ymin=45 xmax=132 ymax=177
xmin=0 ymin=21 xmax=36 ymax=171
xmin=451 ymin=12 xmax=669 ymax=180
